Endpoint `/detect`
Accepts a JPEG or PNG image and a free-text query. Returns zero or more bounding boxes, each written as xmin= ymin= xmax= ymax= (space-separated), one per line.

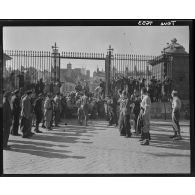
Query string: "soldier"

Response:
xmin=170 ymin=90 xmax=182 ymax=140
xmin=34 ymin=93 xmax=43 ymax=133
xmin=10 ymin=89 xmax=21 ymax=136
xmin=3 ymin=91 xmax=12 ymax=149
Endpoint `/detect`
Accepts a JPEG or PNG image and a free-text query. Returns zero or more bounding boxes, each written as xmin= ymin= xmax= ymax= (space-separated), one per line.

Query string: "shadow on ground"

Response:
xmin=9 ymin=143 xmax=85 ymax=159
xmin=146 ymin=152 xmax=190 ymax=158
xmin=8 ymin=124 xmax=99 ymax=159
xmin=149 ymin=132 xmax=190 ymax=150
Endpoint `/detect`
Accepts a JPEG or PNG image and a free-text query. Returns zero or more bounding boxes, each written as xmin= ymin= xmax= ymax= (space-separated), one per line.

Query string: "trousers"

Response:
xmin=119 ymin=113 xmax=131 ymax=136
xmin=172 ymin=111 xmax=181 ymax=135
xmin=11 ymin=113 xmax=20 ymax=135
xmin=20 ymin=116 xmax=31 ymax=136
xmin=45 ymin=110 xmax=52 ymax=129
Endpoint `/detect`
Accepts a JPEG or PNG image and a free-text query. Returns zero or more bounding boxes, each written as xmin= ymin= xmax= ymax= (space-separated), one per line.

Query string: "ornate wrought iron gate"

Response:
xmin=3 ymin=44 xmax=172 ymax=95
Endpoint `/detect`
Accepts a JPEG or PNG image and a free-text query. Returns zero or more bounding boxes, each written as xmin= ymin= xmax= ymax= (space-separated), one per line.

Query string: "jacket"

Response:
xmin=21 ymin=95 xmax=32 ymax=119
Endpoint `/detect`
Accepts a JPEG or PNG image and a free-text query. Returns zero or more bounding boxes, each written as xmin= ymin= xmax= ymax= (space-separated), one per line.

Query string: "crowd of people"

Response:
xmin=3 ymin=76 xmax=182 ymax=150
xmin=104 ymin=87 xmax=182 ymax=145
xmin=110 ymin=75 xmax=172 ymax=102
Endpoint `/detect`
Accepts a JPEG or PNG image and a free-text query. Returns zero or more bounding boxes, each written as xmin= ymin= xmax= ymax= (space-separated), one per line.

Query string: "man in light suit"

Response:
xmin=20 ymin=90 xmax=33 ymax=138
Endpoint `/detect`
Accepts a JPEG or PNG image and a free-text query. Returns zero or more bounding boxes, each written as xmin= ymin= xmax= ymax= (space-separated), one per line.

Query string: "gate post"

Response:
xmin=52 ymin=43 xmax=60 ymax=83
xmin=105 ymin=45 xmax=113 ymax=97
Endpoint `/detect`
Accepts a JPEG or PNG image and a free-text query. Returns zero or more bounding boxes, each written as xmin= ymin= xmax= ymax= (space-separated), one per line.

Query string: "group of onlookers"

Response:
xmin=2 ymin=88 xmax=67 ymax=150
xmin=3 ymin=77 xmax=182 ymax=149
xmin=110 ymin=76 xmax=172 ymax=102
xmin=104 ymin=86 xmax=182 ymax=146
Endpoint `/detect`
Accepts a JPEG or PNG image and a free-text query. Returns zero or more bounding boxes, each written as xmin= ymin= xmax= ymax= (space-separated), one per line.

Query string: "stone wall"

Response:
xmin=172 ymin=54 xmax=189 ymax=100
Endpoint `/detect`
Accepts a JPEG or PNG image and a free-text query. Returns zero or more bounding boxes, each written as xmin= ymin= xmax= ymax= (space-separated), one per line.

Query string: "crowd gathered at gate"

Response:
xmin=3 ymin=75 xmax=182 ymax=150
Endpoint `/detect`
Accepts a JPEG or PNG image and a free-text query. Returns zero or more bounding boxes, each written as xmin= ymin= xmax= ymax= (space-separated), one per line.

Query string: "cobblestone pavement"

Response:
xmin=3 ymin=119 xmax=190 ymax=174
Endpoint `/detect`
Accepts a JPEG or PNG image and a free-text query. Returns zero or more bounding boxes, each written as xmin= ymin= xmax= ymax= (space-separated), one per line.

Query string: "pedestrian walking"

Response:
xmin=10 ymin=89 xmax=21 ymax=136
xmin=3 ymin=91 xmax=12 ymax=149
xmin=170 ymin=90 xmax=182 ymax=140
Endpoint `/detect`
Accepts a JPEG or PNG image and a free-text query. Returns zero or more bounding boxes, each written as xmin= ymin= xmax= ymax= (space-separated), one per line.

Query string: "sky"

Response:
xmin=3 ymin=26 xmax=189 ymax=76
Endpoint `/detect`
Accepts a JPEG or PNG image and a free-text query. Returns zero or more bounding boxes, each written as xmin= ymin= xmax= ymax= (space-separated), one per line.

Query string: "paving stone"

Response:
xmin=3 ymin=119 xmax=190 ymax=174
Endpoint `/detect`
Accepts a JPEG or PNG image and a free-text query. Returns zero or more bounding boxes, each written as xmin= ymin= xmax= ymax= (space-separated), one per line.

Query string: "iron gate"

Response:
xmin=3 ymin=44 xmax=172 ymax=95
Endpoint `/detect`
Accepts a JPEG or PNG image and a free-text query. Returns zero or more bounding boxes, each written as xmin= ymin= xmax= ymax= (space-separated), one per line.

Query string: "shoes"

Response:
xmin=35 ymin=130 xmax=42 ymax=133
xmin=140 ymin=139 xmax=149 ymax=145
xmin=65 ymin=123 xmax=67 ymax=125
xmin=125 ymin=134 xmax=131 ymax=138
xmin=120 ymin=133 xmax=126 ymax=136
xmin=173 ymin=135 xmax=182 ymax=140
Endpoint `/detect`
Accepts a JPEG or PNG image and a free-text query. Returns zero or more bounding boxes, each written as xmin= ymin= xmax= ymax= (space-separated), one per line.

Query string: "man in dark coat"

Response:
xmin=10 ymin=89 xmax=21 ymax=136
xmin=34 ymin=93 xmax=43 ymax=133
xmin=20 ymin=90 xmax=33 ymax=138
xmin=3 ymin=91 xmax=12 ymax=149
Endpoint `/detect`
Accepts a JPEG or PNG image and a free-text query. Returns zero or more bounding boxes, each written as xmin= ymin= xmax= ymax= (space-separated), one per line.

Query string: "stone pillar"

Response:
xmin=171 ymin=53 xmax=189 ymax=100
xmin=163 ymin=38 xmax=189 ymax=100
